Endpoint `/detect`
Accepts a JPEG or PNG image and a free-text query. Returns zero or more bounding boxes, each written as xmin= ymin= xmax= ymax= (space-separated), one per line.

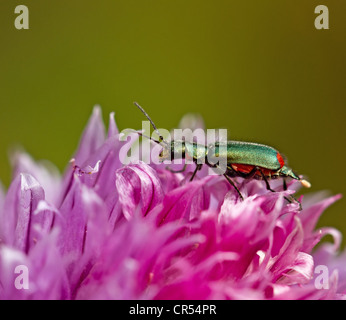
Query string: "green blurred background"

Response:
xmin=0 ymin=1 xmax=345 ymax=240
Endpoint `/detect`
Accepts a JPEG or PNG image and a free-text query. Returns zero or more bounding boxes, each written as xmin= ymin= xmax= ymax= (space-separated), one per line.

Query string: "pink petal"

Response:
xmin=300 ymin=193 xmax=342 ymax=252
xmin=269 ymin=215 xmax=305 ymax=281
xmin=0 ymin=246 xmax=29 ymax=299
xmin=29 ymin=200 xmax=55 ymax=247
xmin=11 ymin=151 xmax=61 ymax=206
xmin=0 ymin=181 xmax=4 ymax=219
xmin=59 ymin=106 xmax=106 ymax=205
xmin=107 ymin=112 xmax=119 ymax=138
xmin=0 ymin=233 xmax=70 ymax=300
xmin=78 ymin=135 xmax=125 ymax=198
xmin=0 ymin=174 xmax=45 ymax=253
xmin=313 ymin=236 xmax=346 ymax=294
xmin=154 ymin=276 xmax=212 ymax=299
xmin=58 ymin=177 xmax=108 ymax=258
xmin=156 ymin=169 xmax=181 ymax=194
xmin=275 ymin=252 xmax=314 ymax=285
xmin=76 ymin=217 xmax=197 ymax=299
xmin=115 ymin=161 xmax=164 ymax=219
xmin=73 ymin=105 xmax=106 ymax=166
xmin=151 ymin=176 xmax=213 ymax=226
xmin=25 ymin=231 xmax=70 ymax=299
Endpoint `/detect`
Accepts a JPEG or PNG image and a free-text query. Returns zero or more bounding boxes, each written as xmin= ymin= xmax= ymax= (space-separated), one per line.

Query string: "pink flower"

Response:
xmin=0 ymin=106 xmax=344 ymax=300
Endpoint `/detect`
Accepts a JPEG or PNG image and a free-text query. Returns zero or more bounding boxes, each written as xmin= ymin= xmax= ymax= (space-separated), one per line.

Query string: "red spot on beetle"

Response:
xmin=276 ymin=153 xmax=285 ymax=168
xmin=231 ymin=163 xmax=276 ymax=178
xmin=232 ymin=164 xmax=254 ymax=174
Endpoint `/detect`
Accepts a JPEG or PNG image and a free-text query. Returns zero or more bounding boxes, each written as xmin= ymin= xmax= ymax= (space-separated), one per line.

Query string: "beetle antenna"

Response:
xmin=133 ymin=102 xmax=166 ymax=144
xmin=125 ymin=129 xmax=162 ymax=145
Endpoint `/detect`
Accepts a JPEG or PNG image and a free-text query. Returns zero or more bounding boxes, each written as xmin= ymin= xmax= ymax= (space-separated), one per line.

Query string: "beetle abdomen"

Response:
xmin=212 ymin=141 xmax=284 ymax=170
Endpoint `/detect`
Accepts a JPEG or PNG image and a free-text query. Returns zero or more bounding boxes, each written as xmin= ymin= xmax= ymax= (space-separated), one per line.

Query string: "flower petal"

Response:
xmin=269 ymin=215 xmax=305 ymax=281
xmin=0 ymin=245 xmax=29 ymax=299
xmin=152 ymin=176 xmax=213 ymax=226
xmin=115 ymin=161 xmax=164 ymax=219
xmin=0 ymin=181 xmax=4 ymax=219
xmin=107 ymin=112 xmax=119 ymax=138
xmin=25 ymin=231 xmax=70 ymax=299
xmin=300 ymin=194 xmax=342 ymax=252
xmin=0 ymin=233 xmax=70 ymax=300
xmin=0 ymin=174 xmax=45 ymax=253
xmin=275 ymin=252 xmax=314 ymax=285
xmin=73 ymin=105 xmax=106 ymax=166
xmin=58 ymin=106 xmax=106 ymax=205
xmin=76 ymin=135 xmax=125 ymax=199
xmin=58 ymin=177 xmax=108 ymax=257
xmin=11 ymin=151 xmax=61 ymax=206
xmin=31 ymin=200 xmax=58 ymax=244
xmin=76 ymin=217 xmax=196 ymax=299
xmin=57 ymin=176 xmax=111 ymax=295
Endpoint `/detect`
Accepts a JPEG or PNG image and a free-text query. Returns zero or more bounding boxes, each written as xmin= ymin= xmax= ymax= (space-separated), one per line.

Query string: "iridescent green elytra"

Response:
xmin=133 ymin=102 xmax=311 ymax=206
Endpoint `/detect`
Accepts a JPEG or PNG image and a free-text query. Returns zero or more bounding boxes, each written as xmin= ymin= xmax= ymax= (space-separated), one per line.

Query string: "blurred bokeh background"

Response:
xmin=0 ymin=1 xmax=345 ymax=241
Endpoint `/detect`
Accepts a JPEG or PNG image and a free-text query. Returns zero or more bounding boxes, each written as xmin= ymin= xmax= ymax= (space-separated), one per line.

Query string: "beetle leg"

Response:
xmin=288 ymin=194 xmax=302 ymax=211
xmin=283 ymin=178 xmax=288 ymax=191
xmin=282 ymin=179 xmax=302 ymax=209
xmin=212 ymin=164 xmax=244 ymax=200
xmin=225 ymin=166 xmax=237 ymax=177
xmin=190 ymin=164 xmax=202 ymax=182
xmin=223 ymin=174 xmax=244 ymax=201
xmin=166 ymin=163 xmax=188 ymax=173
xmin=258 ymin=167 xmax=291 ymax=202
xmin=258 ymin=168 xmax=276 ymax=193
xmin=259 ymin=169 xmax=302 ymax=210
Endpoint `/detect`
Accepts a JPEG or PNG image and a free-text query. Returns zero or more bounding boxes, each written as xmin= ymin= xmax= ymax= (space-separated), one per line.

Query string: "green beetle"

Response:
xmin=133 ymin=102 xmax=311 ymax=205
